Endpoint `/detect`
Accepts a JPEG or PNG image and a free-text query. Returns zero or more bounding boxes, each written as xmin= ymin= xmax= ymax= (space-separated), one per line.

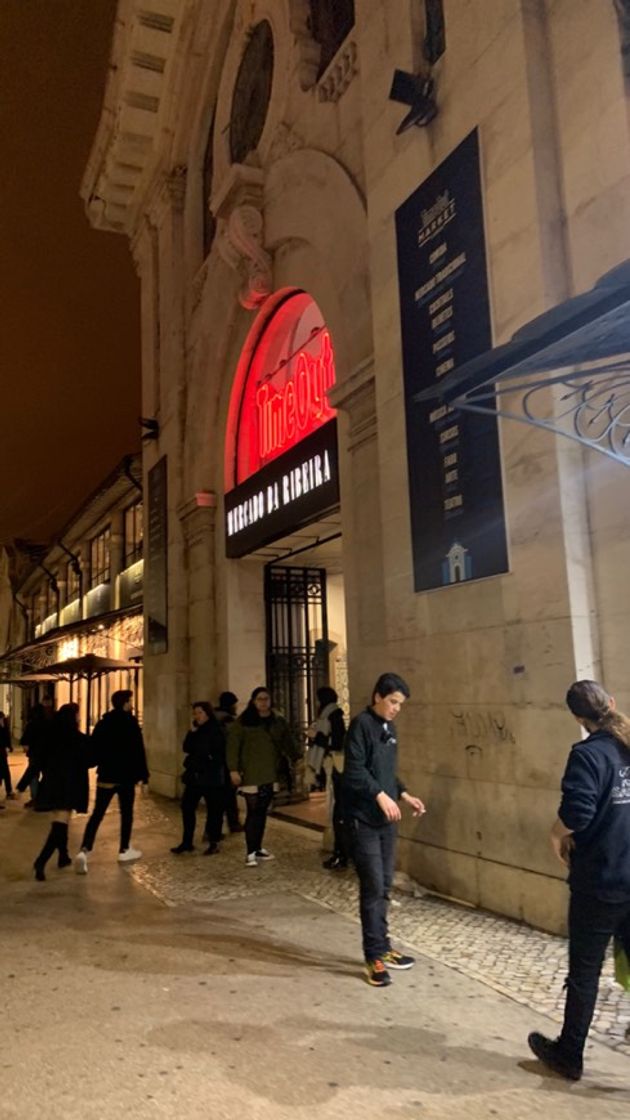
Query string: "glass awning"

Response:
xmin=414 ymin=260 xmax=630 ymax=466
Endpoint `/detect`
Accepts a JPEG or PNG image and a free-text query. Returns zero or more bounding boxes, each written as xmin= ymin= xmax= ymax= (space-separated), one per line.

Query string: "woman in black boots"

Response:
xmin=33 ymin=703 xmax=89 ymax=881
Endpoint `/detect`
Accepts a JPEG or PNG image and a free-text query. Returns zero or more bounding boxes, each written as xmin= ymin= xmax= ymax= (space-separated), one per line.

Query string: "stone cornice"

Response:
xmin=80 ymin=0 xmax=187 ymax=236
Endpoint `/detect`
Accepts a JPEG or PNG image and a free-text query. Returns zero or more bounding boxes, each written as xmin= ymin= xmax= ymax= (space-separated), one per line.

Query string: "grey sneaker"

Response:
xmin=74 ymin=851 xmax=89 ymax=875
xmin=118 ymin=847 xmax=142 ymax=863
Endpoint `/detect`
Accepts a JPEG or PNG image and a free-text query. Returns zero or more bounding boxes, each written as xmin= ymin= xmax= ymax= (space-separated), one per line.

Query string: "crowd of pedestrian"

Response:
xmin=2 ymin=671 xmax=630 ymax=1082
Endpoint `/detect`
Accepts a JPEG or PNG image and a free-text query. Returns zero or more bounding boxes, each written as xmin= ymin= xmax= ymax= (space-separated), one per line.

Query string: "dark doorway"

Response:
xmin=264 ymin=565 xmax=329 ymax=770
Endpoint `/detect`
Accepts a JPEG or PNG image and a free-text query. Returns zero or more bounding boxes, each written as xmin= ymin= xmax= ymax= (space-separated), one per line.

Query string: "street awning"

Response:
xmin=414 ymin=260 xmax=630 ymax=466
xmin=22 ymin=654 xmax=139 ymax=678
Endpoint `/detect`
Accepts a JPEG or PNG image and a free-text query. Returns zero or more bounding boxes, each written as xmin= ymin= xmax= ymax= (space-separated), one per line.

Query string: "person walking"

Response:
xmin=305 ymin=687 xmax=349 ymax=870
xmin=17 ymin=695 xmax=55 ymax=805
xmin=227 ymin=686 xmax=301 ymax=867
xmin=214 ymin=691 xmax=242 ymax=833
xmin=0 ymin=711 xmax=16 ymax=801
xmin=32 ymin=703 xmax=89 ymax=881
xmin=171 ymin=702 xmax=226 ymax=855
xmin=74 ymin=690 xmax=149 ymax=874
xmin=528 ymin=679 xmax=630 ymax=1081
xmin=343 ymin=672 xmax=425 ymax=987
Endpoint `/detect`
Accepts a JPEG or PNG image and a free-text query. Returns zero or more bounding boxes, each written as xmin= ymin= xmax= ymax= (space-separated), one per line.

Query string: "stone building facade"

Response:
xmin=83 ymin=0 xmax=630 ymax=932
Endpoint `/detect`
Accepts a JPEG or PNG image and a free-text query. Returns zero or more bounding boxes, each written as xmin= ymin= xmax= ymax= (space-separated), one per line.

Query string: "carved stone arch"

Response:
xmin=263 ymin=148 xmax=370 ymax=380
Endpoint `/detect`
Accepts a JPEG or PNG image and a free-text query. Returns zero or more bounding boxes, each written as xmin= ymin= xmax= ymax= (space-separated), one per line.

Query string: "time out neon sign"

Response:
xmin=225 ymin=290 xmax=337 ymax=489
xmin=256 ymin=328 xmax=334 ymax=459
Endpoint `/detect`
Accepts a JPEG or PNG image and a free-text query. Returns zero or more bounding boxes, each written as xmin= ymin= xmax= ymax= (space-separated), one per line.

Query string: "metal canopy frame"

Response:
xmin=414 ymin=261 xmax=630 ymax=466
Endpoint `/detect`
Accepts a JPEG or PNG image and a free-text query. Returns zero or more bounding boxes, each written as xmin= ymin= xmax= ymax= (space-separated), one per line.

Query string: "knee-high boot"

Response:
xmin=33 ymin=824 xmax=60 ymax=881
xmin=56 ymin=822 xmax=71 ymax=868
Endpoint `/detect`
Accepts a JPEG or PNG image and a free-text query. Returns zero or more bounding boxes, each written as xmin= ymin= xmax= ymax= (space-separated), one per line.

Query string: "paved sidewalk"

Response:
xmin=133 ymin=791 xmax=630 ymax=1058
xmin=1 ymin=778 xmax=629 ymax=1119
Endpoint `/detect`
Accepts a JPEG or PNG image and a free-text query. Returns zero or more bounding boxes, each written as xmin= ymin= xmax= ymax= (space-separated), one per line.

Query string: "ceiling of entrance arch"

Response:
xmin=0 ymin=0 xmax=140 ymax=547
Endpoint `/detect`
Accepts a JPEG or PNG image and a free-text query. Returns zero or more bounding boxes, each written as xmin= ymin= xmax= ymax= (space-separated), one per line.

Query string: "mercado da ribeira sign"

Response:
xmin=395 ymin=129 xmax=508 ymax=592
xmin=224 ymin=291 xmax=340 ymax=558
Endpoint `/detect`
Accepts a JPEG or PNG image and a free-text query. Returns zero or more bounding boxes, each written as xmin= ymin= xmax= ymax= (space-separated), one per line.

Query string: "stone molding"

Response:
xmin=212 ymin=164 xmax=273 ymax=310
xmin=177 ymin=492 xmax=217 ymax=548
xmin=329 ymin=357 xmax=377 ymax=452
xmin=318 ymin=41 xmax=358 ymax=104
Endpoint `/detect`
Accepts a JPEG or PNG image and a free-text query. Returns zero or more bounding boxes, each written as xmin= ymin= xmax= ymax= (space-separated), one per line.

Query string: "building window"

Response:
xmin=31 ymin=592 xmax=42 ymax=637
xmin=202 ymin=106 xmax=217 ymax=257
xmin=44 ymin=579 xmax=57 ymax=619
xmin=309 ymin=0 xmax=355 ymax=78
xmin=229 ymin=21 xmax=274 ymax=164
xmin=124 ymin=502 xmax=143 ymax=568
xmin=66 ymin=560 xmax=81 ymax=604
xmin=89 ymin=527 xmax=111 ymax=589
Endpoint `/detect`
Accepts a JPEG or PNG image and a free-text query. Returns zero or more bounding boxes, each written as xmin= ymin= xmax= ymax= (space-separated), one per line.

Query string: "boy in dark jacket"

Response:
xmin=343 ymin=672 xmax=425 ymax=987
xmin=74 ymin=690 xmax=149 ymax=873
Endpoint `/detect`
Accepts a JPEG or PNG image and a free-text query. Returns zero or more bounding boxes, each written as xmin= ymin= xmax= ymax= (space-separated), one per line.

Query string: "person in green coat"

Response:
xmin=227 ymin=686 xmax=301 ymax=867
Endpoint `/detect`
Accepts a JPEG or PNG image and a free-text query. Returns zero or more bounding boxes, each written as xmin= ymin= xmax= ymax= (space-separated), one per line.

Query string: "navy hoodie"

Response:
xmin=559 ymin=730 xmax=630 ymax=901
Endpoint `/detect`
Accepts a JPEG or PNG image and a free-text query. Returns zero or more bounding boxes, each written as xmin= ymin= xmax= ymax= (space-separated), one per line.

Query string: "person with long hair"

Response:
xmin=528 ymin=679 xmax=630 ymax=1080
xmin=226 ymin=686 xmax=301 ymax=867
xmin=32 ymin=703 xmax=89 ymax=881
xmin=171 ymin=702 xmax=226 ymax=855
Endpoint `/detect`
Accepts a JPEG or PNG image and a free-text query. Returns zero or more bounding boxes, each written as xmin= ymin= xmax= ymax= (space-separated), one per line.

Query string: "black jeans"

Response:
xmin=17 ymin=761 xmax=39 ymax=796
xmin=331 ymin=769 xmax=349 ymax=861
xmin=0 ymin=750 xmax=12 ymax=795
xmin=243 ymin=785 xmax=274 ymax=855
xmin=181 ymin=784 xmax=224 ymax=846
xmin=81 ymin=784 xmax=136 ymax=853
xmin=559 ymin=890 xmax=630 ymax=1063
xmin=223 ymin=776 xmax=241 ymax=831
xmin=351 ymin=818 xmax=396 ymax=961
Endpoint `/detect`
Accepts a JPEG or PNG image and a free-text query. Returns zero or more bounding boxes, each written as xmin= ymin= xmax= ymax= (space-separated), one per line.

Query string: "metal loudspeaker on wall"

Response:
xmin=388 ymin=0 xmax=444 ymax=133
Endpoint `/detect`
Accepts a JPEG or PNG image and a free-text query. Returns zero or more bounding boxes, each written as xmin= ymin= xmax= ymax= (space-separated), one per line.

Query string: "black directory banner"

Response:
xmin=225 ymin=420 xmax=339 ymax=558
xmin=395 ymin=128 xmax=508 ymax=592
xmin=146 ymin=456 xmax=168 ymax=654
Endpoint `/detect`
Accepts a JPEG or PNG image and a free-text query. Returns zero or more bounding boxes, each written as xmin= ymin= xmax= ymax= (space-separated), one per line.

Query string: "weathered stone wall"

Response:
xmin=87 ymin=0 xmax=630 ymax=929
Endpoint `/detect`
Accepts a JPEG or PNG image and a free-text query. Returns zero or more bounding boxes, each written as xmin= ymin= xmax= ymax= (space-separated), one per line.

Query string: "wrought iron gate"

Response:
xmin=264 ymin=565 xmax=330 ymax=772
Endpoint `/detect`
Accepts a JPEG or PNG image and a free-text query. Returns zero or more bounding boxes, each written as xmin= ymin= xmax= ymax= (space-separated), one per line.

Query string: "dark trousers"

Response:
xmin=181 ymin=784 xmax=224 ymax=846
xmin=331 ymin=769 xmax=349 ymax=861
xmin=81 ymin=784 xmax=135 ymax=853
xmin=0 ymin=750 xmax=12 ymax=795
xmin=17 ymin=762 xmax=39 ymax=796
xmin=243 ymin=785 xmax=274 ymax=855
xmin=223 ymin=777 xmax=241 ymax=831
xmin=559 ymin=891 xmax=630 ymax=1063
xmin=351 ymin=818 xmax=396 ymax=961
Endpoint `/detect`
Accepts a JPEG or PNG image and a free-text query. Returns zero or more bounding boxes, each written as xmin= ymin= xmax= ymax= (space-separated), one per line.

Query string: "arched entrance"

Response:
xmin=224 ymin=289 xmax=348 ymax=815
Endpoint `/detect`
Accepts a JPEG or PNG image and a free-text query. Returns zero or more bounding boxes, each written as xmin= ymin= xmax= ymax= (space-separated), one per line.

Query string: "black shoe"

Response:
xmin=365 ymin=959 xmax=392 ymax=987
xmin=170 ymin=843 xmax=194 ymax=854
xmin=382 ymin=949 xmax=415 ymax=970
xmin=527 ymin=1032 xmax=582 ymax=1081
xmin=322 ymin=855 xmax=348 ymax=870
xmin=33 ymin=861 xmax=46 ymax=882
xmin=203 ymin=843 xmax=219 ymax=855
xmin=57 ymin=854 xmax=72 ymax=869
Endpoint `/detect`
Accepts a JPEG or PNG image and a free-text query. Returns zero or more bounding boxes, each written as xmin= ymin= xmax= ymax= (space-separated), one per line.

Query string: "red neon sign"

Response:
xmin=225 ymin=291 xmax=337 ymax=488
xmin=256 ymin=330 xmax=335 ymax=460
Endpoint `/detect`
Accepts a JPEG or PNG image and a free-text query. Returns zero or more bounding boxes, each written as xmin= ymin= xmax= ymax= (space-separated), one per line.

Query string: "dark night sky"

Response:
xmin=0 ymin=0 xmax=140 ymax=546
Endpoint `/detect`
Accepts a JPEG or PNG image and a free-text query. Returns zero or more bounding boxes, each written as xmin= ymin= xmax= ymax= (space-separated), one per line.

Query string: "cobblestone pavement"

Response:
xmin=134 ymin=794 xmax=630 ymax=1059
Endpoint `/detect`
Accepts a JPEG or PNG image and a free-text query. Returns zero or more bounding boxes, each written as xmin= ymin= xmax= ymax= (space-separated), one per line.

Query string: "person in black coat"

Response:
xmin=32 ymin=703 xmax=89 ymax=881
xmin=0 ymin=710 xmax=15 ymax=801
xmin=74 ymin=689 xmax=149 ymax=874
xmin=171 ymin=702 xmax=226 ymax=855
xmin=215 ymin=691 xmax=242 ymax=833
xmin=17 ymin=695 xmax=55 ymax=804
xmin=528 ymin=679 xmax=630 ymax=1081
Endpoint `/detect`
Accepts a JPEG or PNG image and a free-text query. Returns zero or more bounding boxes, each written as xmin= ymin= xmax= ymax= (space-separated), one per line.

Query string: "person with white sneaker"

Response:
xmin=75 ymin=690 xmax=149 ymax=874
xmin=227 ymin=687 xmax=301 ymax=867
